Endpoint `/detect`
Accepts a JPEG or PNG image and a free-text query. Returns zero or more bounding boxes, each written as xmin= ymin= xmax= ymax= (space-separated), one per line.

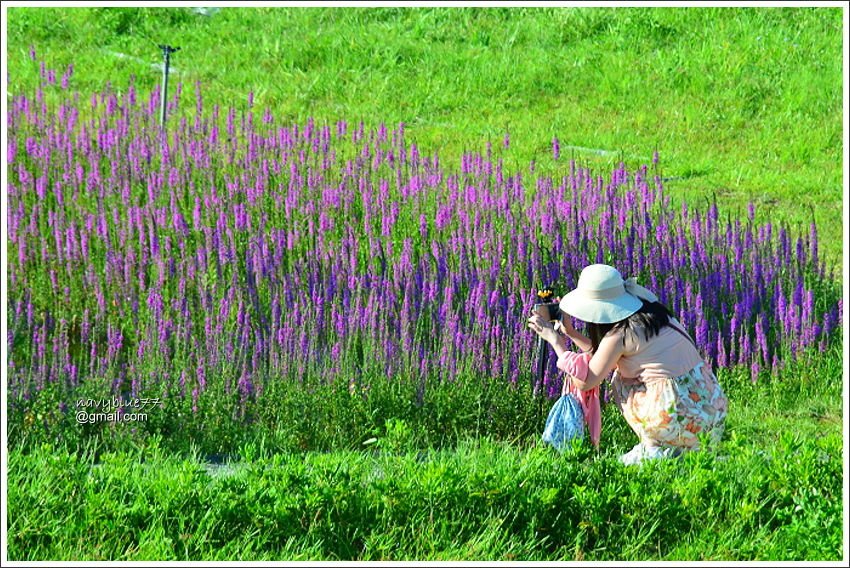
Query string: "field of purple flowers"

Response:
xmin=6 ymin=55 xmax=842 ymax=455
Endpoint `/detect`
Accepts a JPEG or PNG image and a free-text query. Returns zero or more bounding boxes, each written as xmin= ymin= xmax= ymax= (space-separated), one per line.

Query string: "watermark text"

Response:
xmin=74 ymin=397 xmax=161 ymax=425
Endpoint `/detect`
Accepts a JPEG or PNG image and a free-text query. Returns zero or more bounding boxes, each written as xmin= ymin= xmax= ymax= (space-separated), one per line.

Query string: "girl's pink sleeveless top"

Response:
xmin=614 ymin=319 xmax=704 ymax=382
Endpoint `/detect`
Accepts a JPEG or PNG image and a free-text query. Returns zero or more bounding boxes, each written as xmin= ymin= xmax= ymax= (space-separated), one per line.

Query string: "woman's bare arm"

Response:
xmin=557 ymin=321 xmax=592 ymax=353
xmin=556 ymin=314 xmax=593 ymax=353
xmin=569 ymin=332 xmax=625 ymax=391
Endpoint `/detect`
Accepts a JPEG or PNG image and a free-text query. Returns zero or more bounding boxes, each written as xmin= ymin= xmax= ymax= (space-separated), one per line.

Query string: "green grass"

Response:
xmin=7 ymin=344 xmax=844 ymax=561
xmin=7 ymin=346 xmax=844 ymax=561
xmin=5 ymin=6 xmax=844 ymax=263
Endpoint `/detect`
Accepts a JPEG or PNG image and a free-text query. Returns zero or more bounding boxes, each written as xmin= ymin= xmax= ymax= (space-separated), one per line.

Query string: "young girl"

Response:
xmin=528 ymin=264 xmax=728 ymax=465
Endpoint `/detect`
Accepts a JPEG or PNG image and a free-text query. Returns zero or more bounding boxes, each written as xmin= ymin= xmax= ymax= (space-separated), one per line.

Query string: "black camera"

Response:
xmin=534 ymin=288 xmax=560 ymax=322
xmin=534 ymin=302 xmax=561 ymax=322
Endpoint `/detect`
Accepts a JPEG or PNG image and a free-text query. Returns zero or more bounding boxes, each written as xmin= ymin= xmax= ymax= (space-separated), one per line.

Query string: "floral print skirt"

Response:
xmin=611 ymin=363 xmax=728 ymax=450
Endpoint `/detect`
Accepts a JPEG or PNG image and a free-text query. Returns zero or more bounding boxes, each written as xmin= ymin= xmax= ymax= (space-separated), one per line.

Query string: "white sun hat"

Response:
xmin=558 ymin=264 xmax=659 ymax=324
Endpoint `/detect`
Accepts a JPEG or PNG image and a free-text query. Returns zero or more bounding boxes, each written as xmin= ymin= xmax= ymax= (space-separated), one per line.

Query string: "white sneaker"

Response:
xmin=619 ymin=443 xmax=646 ymax=466
xmin=619 ymin=443 xmax=677 ymax=466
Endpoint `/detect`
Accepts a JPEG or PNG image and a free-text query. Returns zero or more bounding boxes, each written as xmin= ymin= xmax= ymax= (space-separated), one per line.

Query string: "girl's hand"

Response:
xmin=559 ymin=313 xmax=577 ymax=336
xmin=527 ymin=314 xmax=559 ymax=346
xmin=553 ymin=299 xmax=577 ymax=336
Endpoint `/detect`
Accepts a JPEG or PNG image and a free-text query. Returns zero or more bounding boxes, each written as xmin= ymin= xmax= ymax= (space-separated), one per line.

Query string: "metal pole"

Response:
xmin=533 ymin=287 xmax=555 ymax=396
xmin=536 ymin=336 xmax=547 ymax=394
xmin=158 ymin=44 xmax=180 ymax=129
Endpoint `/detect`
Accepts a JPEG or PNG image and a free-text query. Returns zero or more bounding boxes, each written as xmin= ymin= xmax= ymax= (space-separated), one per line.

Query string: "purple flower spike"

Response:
xmin=5 ymin=84 xmax=837 ymax=419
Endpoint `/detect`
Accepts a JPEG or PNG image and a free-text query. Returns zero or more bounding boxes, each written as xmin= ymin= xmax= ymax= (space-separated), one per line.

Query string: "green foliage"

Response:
xmin=8 ymin=365 xmax=547 ymax=456
xmin=6 ymin=344 xmax=843 ymax=560
xmin=7 ymin=407 xmax=842 ymax=561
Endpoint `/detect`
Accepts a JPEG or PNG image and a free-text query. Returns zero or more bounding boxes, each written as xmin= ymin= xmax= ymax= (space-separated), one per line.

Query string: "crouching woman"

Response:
xmin=528 ymin=264 xmax=728 ymax=465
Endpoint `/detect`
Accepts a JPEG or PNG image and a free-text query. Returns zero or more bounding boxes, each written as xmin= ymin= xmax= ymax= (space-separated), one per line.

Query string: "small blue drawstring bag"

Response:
xmin=542 ymin=393 xmax=585 ymax=452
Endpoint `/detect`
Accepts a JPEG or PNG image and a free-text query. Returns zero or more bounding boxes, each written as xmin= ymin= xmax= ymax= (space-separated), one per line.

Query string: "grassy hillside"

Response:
xmin=5 ymin=7 xmax=844 ymax=263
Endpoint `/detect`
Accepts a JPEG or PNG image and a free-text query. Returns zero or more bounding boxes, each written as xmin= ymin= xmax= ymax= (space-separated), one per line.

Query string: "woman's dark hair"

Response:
xmin=585 ymin=300 xmax=675 ymax=353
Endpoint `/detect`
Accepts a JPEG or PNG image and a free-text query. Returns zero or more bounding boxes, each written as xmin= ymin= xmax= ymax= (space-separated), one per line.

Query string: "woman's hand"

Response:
xmin=552 ymin=302 xmax=594 ymax=354
xmin=559 ymin=312 xmax=577 ymax=336
xmin=527 ymin=314 xmax=560 ymax=346
xmin=551 ymin=297 xmax=577 ymax=336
